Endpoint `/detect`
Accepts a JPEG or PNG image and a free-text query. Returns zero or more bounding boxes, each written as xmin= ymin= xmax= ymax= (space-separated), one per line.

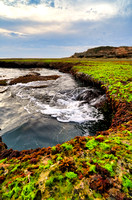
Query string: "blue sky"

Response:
xmin=0 ymin=0 xmax=132 ymax=58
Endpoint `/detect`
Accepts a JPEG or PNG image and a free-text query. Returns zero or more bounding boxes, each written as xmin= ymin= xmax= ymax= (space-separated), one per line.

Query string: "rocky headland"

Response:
xmin=72 ymin=46 xmax=132 ymax=58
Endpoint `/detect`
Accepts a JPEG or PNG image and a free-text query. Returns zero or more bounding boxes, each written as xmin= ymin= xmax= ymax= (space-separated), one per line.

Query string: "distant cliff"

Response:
xmin=72 ymin=46 xmax=132 ymax=58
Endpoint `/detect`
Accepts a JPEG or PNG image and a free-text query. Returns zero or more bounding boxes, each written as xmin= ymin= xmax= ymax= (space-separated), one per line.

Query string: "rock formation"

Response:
xmin=72 ymin=46 xmax=132 ymax=58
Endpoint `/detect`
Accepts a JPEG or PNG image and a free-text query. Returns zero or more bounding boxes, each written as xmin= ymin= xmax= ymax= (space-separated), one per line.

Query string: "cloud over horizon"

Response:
xmin=0 ymin=0 xmax=132 ymax=57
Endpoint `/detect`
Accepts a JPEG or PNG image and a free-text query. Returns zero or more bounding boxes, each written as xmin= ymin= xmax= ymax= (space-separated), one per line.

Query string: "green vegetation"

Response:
xmin=0 ymin=58 xmax=131 ymax=199
xmin=73 ymin=60 xmax=132 ymax=102
xmin=65 ymin=172 xmax=77 ymax=180
xmin=44 ymin=160 xmax=53 ymax=169
xmin=86 ymin=138 xmax=98 ymax=150
xmin=61 ymin=143 xmax=73 ymax=151
xmin=0 ymin=158 xmax=7 ymax=163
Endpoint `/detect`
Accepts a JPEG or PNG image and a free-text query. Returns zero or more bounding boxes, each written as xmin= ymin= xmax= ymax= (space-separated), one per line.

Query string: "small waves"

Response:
xmin=0 ymin=67 xmax=106 ymax=150
xmin=11 ymin=81 xmax=103 ymax=123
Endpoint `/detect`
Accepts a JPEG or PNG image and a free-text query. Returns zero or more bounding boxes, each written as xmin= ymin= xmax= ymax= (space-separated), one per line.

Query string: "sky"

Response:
xmin=0 ymin=0 xmax=132 ymax=58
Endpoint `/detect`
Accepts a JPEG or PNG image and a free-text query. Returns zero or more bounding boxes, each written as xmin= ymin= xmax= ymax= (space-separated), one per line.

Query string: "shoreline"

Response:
xmin=0 ymin=59 xmax=131 ymax=199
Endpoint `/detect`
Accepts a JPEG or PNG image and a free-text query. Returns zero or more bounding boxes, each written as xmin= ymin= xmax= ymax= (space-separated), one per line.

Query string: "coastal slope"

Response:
xmin=72 ymin=46 xmax=132 ymax=58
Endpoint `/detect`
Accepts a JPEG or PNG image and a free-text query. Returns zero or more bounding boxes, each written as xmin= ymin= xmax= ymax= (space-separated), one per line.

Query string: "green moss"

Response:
xmin=0 ymin=158 xmax=7 ymax=163
xmin=86 ymin=138 xmax=98 ymax=150
xmin=56 ymin=156 xmax=63 ymax=161
xmin=44 ymin=160 xmax=53 ymax=169
xmin=73 ymin=61 xmax=132 ymax=102
xmin=127 ymin=145 xmax=132 ymax=151
xmin=39 ymin=164 xmax=45 ymax=170
xmin=21 ymin=181 xmax=36 ymax=200
xmin=89 ymin=165 xmax=96 ymax=173
xmin=99 ymin=142 xmax=110 ymax=150
xmin=102 ymin=153 xmax=117 ymax=160
xmin=114 ymin=137 xmax=122 ymax=144
xmin=122 ymin=176 xmax=132 ymax=190
xmin=61 ymin=143 xmax=73 ymax=151
xmin=65 ymin=172 xmax=77 ymax=180
xmin=103 ymin=163 xmax=115 ymax=176
xmin=10 ymin=164 xmax=20 ymax=173
xmin=93 ymin=191 xmax=102 ymax=198
xmin=57 ymin=175 xmax=64 ymax=182
xmin=45 ymin=177 xmax=54 ymax=187
xmin=51 ymin=146 xmax=56 ymax=152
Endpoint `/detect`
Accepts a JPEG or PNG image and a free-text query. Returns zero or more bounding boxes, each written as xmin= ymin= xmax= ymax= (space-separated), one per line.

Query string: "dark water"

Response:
xmin=0 ymin=67 xmax=106 ymax=150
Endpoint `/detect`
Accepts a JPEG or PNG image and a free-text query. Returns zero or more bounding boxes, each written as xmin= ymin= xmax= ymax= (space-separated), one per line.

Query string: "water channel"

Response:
xmin=0 ymin=67 xmax=107 ymax=150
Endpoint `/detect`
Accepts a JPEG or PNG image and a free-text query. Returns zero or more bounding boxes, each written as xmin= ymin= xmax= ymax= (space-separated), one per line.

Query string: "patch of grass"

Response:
xmin=103 ymin=163 xmax=115 ymax=176
xmin=73 ymin=61 xmax=132 ymax=102
xmin=122 ymin=175 xmax=132 ymax=192
xmin=51 ymin=146 xmax=56 ymax=152
xmin=0 ymin=158 xmax=7 ymax=163
xmin=10 ymin=164 xmax=20 ymax=173
xmin=86 ymin=138 xmax=99 ymax=150
xmin=99 ymin=142 xmax=110 ymax=150
xmin=65 ymin=172 xmax=77 ymax=180
xmin=61 ymin=143 xmax=73 ymax=151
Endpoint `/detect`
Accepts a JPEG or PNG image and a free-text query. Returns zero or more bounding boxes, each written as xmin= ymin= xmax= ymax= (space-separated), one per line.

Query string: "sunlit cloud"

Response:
xmin=0 ymin=1 xmax=118 ymax=23
xmin=0 ymin=1 xmax=119 ymax=36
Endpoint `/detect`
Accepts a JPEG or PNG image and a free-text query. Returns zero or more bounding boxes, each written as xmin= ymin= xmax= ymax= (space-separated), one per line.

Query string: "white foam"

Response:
xmin=8 ymin=71 xmax=104 ymax=124
xmin=39 ymin=99 xmax=103 ymax=123
xmin=24 ymin=106 xmax=31 ymax=114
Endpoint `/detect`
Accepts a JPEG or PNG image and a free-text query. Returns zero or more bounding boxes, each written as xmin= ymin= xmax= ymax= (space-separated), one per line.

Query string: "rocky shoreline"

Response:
xmin=0 ymin=60 xmax=131 ymax=199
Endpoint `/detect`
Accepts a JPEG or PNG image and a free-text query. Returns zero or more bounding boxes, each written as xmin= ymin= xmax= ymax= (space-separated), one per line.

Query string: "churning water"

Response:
xmin=0 ymin=67 xmax=105 ymax=150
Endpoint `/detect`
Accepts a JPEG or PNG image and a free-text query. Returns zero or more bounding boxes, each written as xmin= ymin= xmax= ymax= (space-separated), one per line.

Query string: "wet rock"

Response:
xmin=0 ymin=149 xmax=13 ymax=159
xmin=9 ymin=74 xmax=60 ymax=85
xmin=0 ymin=137 xmax=7 ymax=152
xmin=8 ymin=150 xmax=20 ymax=159
xmin=90 ymin=94 xmax=107 ymax=109
xmin=0 ymin=79 xmax=7 ymax=86
xmin=76 ymin=89 xmax=101 ymax=103
xmin=0 ymin=142 xmax=7 ymax=152
xmin=28 ymin=72 xmax=40 ymax=76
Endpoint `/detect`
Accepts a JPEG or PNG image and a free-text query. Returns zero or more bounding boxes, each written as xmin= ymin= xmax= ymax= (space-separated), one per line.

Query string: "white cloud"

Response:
xmin=115 ymin=0 xmax=132 ymax=16
xmin=0 ymin=1 xmax=117 ymax=22
xmin=0 ymin=0 xmax=131 ymax=36
xmin=20 ymin=23 xmax=76 ymax=35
